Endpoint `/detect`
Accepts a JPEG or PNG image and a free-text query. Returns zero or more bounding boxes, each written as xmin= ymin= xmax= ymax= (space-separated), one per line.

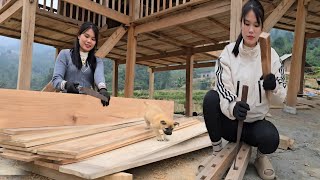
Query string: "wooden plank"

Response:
xmin=95 ymin=25 xmax=127 ymax=58
xmin=285 ymin=0 xmax=308 ymax=112
xmin=230 ymin=0 xmax=242 ymax=42
xmin=136 ymin=42 xmax=228 ymax=62
xmin=124 ymin=26 xmax=137 ymax=98
xmin=37 ymin=119 xmax=199 ymax=160
xmin=2 ymin=148 xmax=35 ymax=156
xmin=59 ymin=122 xmax=207 ymax=179
xmin=63 ymin=0 xmax=130 ymax=24
xmin=0 ymin=89 xmax=174 ymax=128
xmin=17 ymin=0 xmax=36 ymax=90
xmin=263 ymin=0 xmax=296 ymax=32
xmin=259 ymin=32 xmax=272 ymax=101
xmin=0 ymin=0 xmax=18 ymax=14
xmin=0 ymin=0 xmax=22 ymax=24
xmin=1 ymin=120 xmax=144 ymax=147
xmin=0 ymin=152 xmax=39 ymax=162
xmin=185 ymin=50 xmax=194 ymax=117
xmin=225 ymin=144 xmax=252 ymax=180
xmin=21 ymin=163 xmax=132 ymax=180
xmin=196 ymin=142 xmax=238 ymax=180
xmin=134 ymin=0 xmax=230 ymax=35
xmin=279 ymin=134 xmax=294 ymax=150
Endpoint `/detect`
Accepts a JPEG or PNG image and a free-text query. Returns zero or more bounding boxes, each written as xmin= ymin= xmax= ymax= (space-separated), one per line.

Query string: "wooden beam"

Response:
xmin=96 ymin=26 xmax=128 ymax=58
xmin=196 ymin=143 xmax=237 ymax=180
xmin=207 ymin=17 xmax=229 ymax=32
xmin=177 ymin=26 xmax=218 ymax=43
xmin=263 ymin=0 xmax=296 ymax=32
xmin=144 ymin=32 xmax=189 ymax=48
xmin=299 ymin=39 xmax=307 ymax=95
xmin=135 ymin=0 xmax=230 ymax=35
xmin=148 ymin=68 xmax=154 ymax=99
xmin=259 ymin=32 xmax=272 ymax=101
xmin=230 ymin=0 xmax=242 ymax=42
xmin=185 ymin=49 xmax=194 ymax=117
xmin=285 ymin=0 xmax=308 ymax=114
xmin=112 ymin=60 xmax=119 ymax=97
xmin=153 ymin=62 xmax=216 ymax=72
xmin=124 ymin=26 xmax=137 ymax=98
xmin=63 ymin=0 xmax=130 ymax=24
xmin=136 ymin=42 xmax=228 ymax=62
xmin=305 ymin=31 xmax=320 ymax=39
xmin=0 ymin=0 xmax=22 ymax=24
xmin=17 ymin=0 xmax=36 ymax=90
xmin=225 ymin=144 xmax=252 ymax=180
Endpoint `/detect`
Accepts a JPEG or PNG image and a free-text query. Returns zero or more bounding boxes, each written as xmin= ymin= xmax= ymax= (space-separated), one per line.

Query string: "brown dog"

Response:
xmin=144 ymin=102 xmax=179 ymax=141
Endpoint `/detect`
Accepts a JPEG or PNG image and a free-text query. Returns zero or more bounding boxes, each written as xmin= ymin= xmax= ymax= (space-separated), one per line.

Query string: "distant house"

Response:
xmin=199 ymin=71 xmax=215 ymax=80
xmin=280 ymin=54 xmax=292 ymax=75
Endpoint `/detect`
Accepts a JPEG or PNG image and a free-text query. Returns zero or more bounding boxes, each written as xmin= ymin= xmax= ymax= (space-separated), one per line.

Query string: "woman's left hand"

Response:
xmin=99 ymin=88 xmax=110 ymax=107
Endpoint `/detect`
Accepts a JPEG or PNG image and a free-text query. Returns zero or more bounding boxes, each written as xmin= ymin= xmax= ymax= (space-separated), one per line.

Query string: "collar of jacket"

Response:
xmin=239 ymin=39 xmax=260 ymax=58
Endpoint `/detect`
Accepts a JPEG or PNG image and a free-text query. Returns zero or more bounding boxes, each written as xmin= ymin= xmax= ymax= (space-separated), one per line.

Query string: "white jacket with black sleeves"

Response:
xmin=214 ymin=40 xmax=287 ymax=123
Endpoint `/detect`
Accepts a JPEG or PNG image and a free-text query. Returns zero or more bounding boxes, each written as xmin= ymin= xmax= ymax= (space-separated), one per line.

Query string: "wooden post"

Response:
xmin=124 ymin=26 xmax=137 ymax=98
xmin=17 ymin=0 xmax=36 ymax=90
xmin=185 ymin=48 xmax=194 ymax=117
xmin=284 ymin=0 xmax=308 ymax=114
xmin=148 ymin=68 xmax=154 ymax=99
xmin=230 ymin=0 xmax=242 ymax=42
xmin=112 ymin=60 xmax=119 ymax=97
xmin=298 ymin=38 xmax=307 ymax=96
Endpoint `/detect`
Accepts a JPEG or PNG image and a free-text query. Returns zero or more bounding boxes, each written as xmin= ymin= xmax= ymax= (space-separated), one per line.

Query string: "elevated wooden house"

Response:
xmin=0 ymin=0 xmax=320 ymax=114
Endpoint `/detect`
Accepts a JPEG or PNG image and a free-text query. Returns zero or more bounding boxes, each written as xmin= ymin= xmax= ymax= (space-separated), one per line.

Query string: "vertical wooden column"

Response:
xmin=112 ymin=60 xmax=119 ymax=97
xmin=131 ymin=0 xmax=140 ymax=21
xmin=185 ymin=49 xmax=194 ymax=117
xmin=17 ymin=0 xmax=36 ymax=90
xmin=124 ymin=26 xmax=137 ymax=98
xmin=230 ymin=0 xmax=242 ymax=42
xmin=149 ymin=68 xmax=154 ymax=99
xmin=284 ymin=0 xmax=308 ymax=114
xmin=298 ymin=38 xmax=307 ymax=96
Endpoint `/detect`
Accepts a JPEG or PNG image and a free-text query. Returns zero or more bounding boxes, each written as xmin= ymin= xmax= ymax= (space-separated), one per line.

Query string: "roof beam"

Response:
xmin=153 ymin=62 xmax=216 ymax=72
xmin=263 ymin=0 xmax=296 ymax=32
xmin=0 ymin=0 xmax=22 ymax=24
xmin=134 ymin=0 xmax=230 ymax=35
xmin=305 ymin=31 xmax=320 ymax=39
xmin=136 ymin=42 xmax=228 ymax=62
xmin=63 ymin=0 xmax=130 ymax=24
xmin=177 ymin=26 xmax=219 ymax=43
xmin=206 ymin=17 xmax=230 ymax=32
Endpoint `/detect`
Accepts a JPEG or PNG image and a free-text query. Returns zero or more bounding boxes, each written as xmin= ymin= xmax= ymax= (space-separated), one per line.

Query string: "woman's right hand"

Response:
xmin=65 ymin=82 xmax=79 ymax=94
xmin=233 ymin=101 xmax=250 ymax=121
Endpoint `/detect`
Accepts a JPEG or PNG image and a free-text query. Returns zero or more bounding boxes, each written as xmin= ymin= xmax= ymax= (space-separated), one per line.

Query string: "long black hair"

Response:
xmin=70 ymin=22 xmax=99 ymax=71
xmin=232 ymin=0 xmax=264 ymax=57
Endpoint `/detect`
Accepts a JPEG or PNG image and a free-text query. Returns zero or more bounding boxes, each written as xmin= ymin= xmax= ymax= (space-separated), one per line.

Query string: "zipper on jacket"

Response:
xmin=258 ymin=81 xmax=262 ymax=103
xmin=236 ymin=81 xmax=240 ymax=96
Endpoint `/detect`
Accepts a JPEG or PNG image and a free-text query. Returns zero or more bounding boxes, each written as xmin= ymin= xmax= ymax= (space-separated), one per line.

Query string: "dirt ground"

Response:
xmin=1 ymin=97 xmax=320 ymax=180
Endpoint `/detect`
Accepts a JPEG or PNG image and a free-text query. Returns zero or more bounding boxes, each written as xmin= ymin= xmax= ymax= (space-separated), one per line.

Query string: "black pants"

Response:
xmin=203 ymin=90 xmax=279 ymax=154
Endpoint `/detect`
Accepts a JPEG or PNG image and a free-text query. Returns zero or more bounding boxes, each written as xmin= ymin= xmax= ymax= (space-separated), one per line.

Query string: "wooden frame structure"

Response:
xmin=1 ymin=0 xmax=320 ymax=115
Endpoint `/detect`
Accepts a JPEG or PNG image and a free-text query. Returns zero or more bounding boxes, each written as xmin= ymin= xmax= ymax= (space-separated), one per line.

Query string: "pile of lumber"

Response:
xmin=0 ymin=89 xmax=212 ymax=179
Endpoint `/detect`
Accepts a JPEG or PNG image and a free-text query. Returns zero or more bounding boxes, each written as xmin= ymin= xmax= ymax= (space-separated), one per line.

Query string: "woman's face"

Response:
xmin=241 ymin=10 xmax=262 ymax=47
xmin=78 ymin=28 xmax=96 ymax=52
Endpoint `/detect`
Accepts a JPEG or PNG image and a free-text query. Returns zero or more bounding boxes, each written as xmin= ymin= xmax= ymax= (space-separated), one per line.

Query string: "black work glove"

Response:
xmin=99 ymin=88 xmax=110 ymax=107
xmin=65 ymin=82 xmax=79 ymax=94
xmin=263 ymin=73 xmax=276 ymax=91
xmin=233 ymin=101 xmax=250 ymax=121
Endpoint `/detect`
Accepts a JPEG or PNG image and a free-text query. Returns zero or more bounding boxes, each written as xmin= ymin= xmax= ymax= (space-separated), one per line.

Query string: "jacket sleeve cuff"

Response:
xmin=228 ymin=101 xmax=237 ymax=120
xmin=60 ymin=80 xmax=67 ymax=91
xmin=97 ymin=82 xmax=106 ymax=90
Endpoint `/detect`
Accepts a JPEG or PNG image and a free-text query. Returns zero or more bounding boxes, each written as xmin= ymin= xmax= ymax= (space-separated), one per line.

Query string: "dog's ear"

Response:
xmin=174 ymin=122 xmax=179 ymax=127
xmin=160 ymin=120 xmax=167 ymax=125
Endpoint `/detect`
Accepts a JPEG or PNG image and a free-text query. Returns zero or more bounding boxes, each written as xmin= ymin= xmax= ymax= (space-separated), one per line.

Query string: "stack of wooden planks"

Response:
xmin=0 ymin=89 xmax=212 ymax=179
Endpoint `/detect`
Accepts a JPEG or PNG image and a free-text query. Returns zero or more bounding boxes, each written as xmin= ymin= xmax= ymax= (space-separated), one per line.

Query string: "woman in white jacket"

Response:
xmin=203 ymin=0 xmax=286 ymax=179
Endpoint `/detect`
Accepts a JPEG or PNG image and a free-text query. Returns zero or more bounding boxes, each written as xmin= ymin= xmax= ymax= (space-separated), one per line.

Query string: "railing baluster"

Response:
xmin=70 ymin=4 xmax=73 ymax=18
xmin=140 ymin=0 xmax=143 ymax=18
xmin=76 ymin=6 xmax=79 ymax=20
xmin=146 ymin=0 xmax=148 ymax=16
xmin=124 ymin=0 xmax=127 ymax=15
xmin=163 ymin=0 xmax=166 ymax=10
xmin=57 ymin=0 xmax=61 ymax=14
xmin=169 ymin=0 xmax=172 ymax=8
xmin=183 ymin=0 xmax=186 ymax=4
xmin=112 ymin=0 xmax=115 ymax=10
xmin=175 ymin=0 xmax=178 ymax=6
xmin=157 ymin=0 xmax=160 ymax=12
xmin=118 ymin=0 xmax=121 ymax=12
xmin=151 ymin=0 xmax=154 ymax=14
xmin=88 ymin=10 xmax=91 ymax=22
xmin=43 ymin=0 xmax=46 ymax=10
xmin=50 ymin=0 xmax=53 ymax=12
xmin=82 ymin=8 xmax=85 ymax=22
xmin=63 ymin=1 xmax=67 ymax=16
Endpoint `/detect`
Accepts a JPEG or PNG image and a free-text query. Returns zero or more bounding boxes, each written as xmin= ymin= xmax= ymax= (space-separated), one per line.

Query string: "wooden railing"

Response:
xmin=37 ymin=0 xmax=129 ymax=28
xmin=137 ymin=0 xmax=192 ymax=19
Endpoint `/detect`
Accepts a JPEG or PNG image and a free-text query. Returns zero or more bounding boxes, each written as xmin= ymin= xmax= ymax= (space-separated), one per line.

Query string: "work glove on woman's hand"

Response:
xmin=65 ymin=82 xmax=79 ymax=94
xmin=233 ymin=101 xmax=250 ymax=121
xmin=99 ymin=88 xmax=110 ymax=107
xmin=263 ymin=73 xmax=276 ymax=91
